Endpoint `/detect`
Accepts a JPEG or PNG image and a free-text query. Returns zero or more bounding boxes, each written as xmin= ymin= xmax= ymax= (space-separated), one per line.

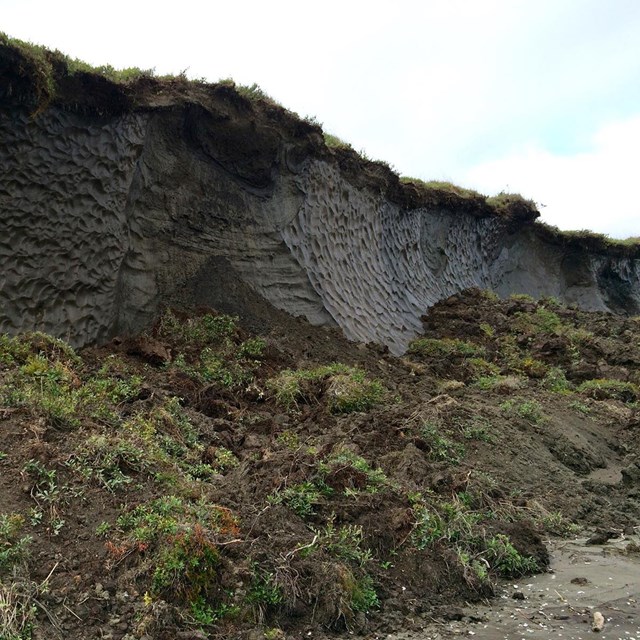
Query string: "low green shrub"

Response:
xmin=267 ymin=364 xmax=383 ymax=413
xmin=157 ymin=310 xmax=237 ymax=347
xmin=324 ymin=133 xmax=352 ymax=149
xmin=321 ymin=447 xmax=388 ymax=492
xmin=408 ymin=338 xmax=485 ymax=359
xmin=543 ymin=367 xmax=572 ymax=393
xmin=500 ymin=399 xmax=546 ymax=423
xmin=578 ymin=379 xmax=638 ymax=403
xmin=306 ymin=521 xmax=372 ymax=567
xmin=348 ymin=574 xmax=379 ymax=612
xmin=466 ymin=358 xmax=500 ymax=380
xmin=268 ymin=482 xmax=327 ymax=517
xmin=151 ymin=524 xmax=220 ymax=603
xmin=419 ymin=424 xmax=465 ymax=462
xmin=485 ymin=534 xmax=539 ymax=577
xmin=326 ymin=372 xmax=384 ymax=414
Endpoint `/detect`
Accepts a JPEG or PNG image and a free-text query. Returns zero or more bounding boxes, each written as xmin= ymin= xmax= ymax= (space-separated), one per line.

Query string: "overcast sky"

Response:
xmin=3 ymin=0 xmax=640 ymax=237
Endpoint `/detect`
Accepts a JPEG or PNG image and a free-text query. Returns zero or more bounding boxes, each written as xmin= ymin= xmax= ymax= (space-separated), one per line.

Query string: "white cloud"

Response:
xmin=464 ymin=116 xmax=640 ymax=238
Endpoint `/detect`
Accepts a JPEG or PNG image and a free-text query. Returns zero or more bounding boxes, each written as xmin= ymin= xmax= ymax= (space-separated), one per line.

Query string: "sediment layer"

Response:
xmin=2 ymin=42 xmax=639 ymax=353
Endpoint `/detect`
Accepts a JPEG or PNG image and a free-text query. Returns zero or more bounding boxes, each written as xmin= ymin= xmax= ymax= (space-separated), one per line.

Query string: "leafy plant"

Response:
xmin=0 ymin=514 xmax=32 ymax=572
xmin=420 ymin=424 xmax=465 ymax=462
xmin=538 ymin=511 xmax=580 ymax=537
xmin=67 ymin=435 xmax=146 ymax=491
xmin=151 ymin=524 xmax=220 ymax=602
xmin=410 ymin=494 xmax=479 ymax=549
xmin=247 ymin=571 xmax=283 ymax=607
xmin=461 ymin=419 xmax=494 ymax=443
xmin=324 ymin=132 xmax=352 ymax=149
xmin=508 ymin=293 xmax=535 ymax=303
xmin=479 ymin=322 xmax=495 ymax=337
xmin=275 ymin=430 xmax=299 ymax=450
xmin=234 ymin=82 xmax=275 ymax=103
xmin=326 ymin=371 xmax=384 ymax=414
xmin=485 ymin=534 xmax=539 ymax=577
xmin=486 ymin=192 xmax=537 ymax=217
xmin=569 ymin=400 xmax=591 ymax=415
xmin=22 ymin=460 xmax=67 ymax=533
xmin=466 ymin=358 xmax=500 ymax=380
xmin=457 ymin=549 xmax=490 ymax=588
xmin=210 ymin=447 xmax=239 ymax=474
xmin=322 ymin=447 xmax=388 ymax=493
xmin=348 ymin=574 xmax=379 ymax=612
xmin=307 ymin=520 xmax=372 ymax=567
xmin=399 ymin=178 xmax=483 ymax=200
xmin=0 ymin=578 xmax=41 ymax=640
xmin=157 ymin=311 xmax=266 ymax=388
xmin=269 ymin=482 xmax=326 ymax=517
xmin=543 ymin=367 xmax=572 ymax=393
xmin=517 ymin=356 xmax=548 ymax=378
xmin=237 ymin=337 xmax=266 ymax=359
xmin=157 ymin=310 xmax=237 ymax=346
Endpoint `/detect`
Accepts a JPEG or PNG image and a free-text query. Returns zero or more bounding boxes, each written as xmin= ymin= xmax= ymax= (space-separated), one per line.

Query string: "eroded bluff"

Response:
xmin=2 ymin=75 xmax=640 ymax=354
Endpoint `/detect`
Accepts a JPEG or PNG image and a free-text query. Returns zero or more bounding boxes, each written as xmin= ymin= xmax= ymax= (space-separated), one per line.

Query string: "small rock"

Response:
xmin=243 ymin=433 xmax=262 ymax=449
xmin=512 ymin=591 xmax=525 ymax=600
xmin=592 ymin=611 xmax=605 ymax=632
xmin=440 ymin=607 xmax=464 ymax=621
xmin=354 ymin=612 xmax=367 ymax=629
xmin=621 ymin=460 xmax=640 ymax=486
xmin=586 ymin=530 xmax=616 ymax=545
xmin=125 ymin=336 xmax=170 ymax=365
xmin=273 ymin=414 xmax=289 ymax=427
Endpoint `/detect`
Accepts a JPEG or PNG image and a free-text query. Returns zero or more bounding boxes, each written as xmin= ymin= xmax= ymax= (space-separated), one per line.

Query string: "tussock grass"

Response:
xmin=267 ymin=364 xmax=384 ymax=413
xmin=400 ymin=177 xmax=483 ymax=200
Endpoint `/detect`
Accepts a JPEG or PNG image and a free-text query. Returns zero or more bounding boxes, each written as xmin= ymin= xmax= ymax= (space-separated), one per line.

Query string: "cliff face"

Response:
xmin=2 ymin=45 xmax=639 ymax=353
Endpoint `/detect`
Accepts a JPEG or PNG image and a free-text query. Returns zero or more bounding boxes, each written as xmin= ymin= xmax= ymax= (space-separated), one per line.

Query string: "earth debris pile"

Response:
xmin=1 ymin=289 xmax=640 ymax=638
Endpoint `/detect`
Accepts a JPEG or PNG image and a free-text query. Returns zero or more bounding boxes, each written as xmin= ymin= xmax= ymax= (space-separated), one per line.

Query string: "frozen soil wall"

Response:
xmin=2 ymin=42 xmax=639 ymax=353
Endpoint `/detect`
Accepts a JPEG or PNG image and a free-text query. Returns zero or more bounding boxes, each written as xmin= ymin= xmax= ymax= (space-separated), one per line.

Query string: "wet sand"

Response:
xmin=387 ymin=535 xmax=640 ymax=640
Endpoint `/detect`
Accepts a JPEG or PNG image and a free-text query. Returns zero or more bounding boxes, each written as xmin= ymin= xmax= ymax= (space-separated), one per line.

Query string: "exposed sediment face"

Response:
xmin=2 ymin=81 xmax=639 ymax=354
xmin=0 ymin=108 xmax=146 ymax=344
xmin=490 ymin=231 xmax=640 ymax=316
xmin=284 ymin=162 xmax=506 ymax=353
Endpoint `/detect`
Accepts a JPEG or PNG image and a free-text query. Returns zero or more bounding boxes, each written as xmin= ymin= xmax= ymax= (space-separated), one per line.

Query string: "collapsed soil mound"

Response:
xmin=1 ymin=290 xmax=639 ymax=639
